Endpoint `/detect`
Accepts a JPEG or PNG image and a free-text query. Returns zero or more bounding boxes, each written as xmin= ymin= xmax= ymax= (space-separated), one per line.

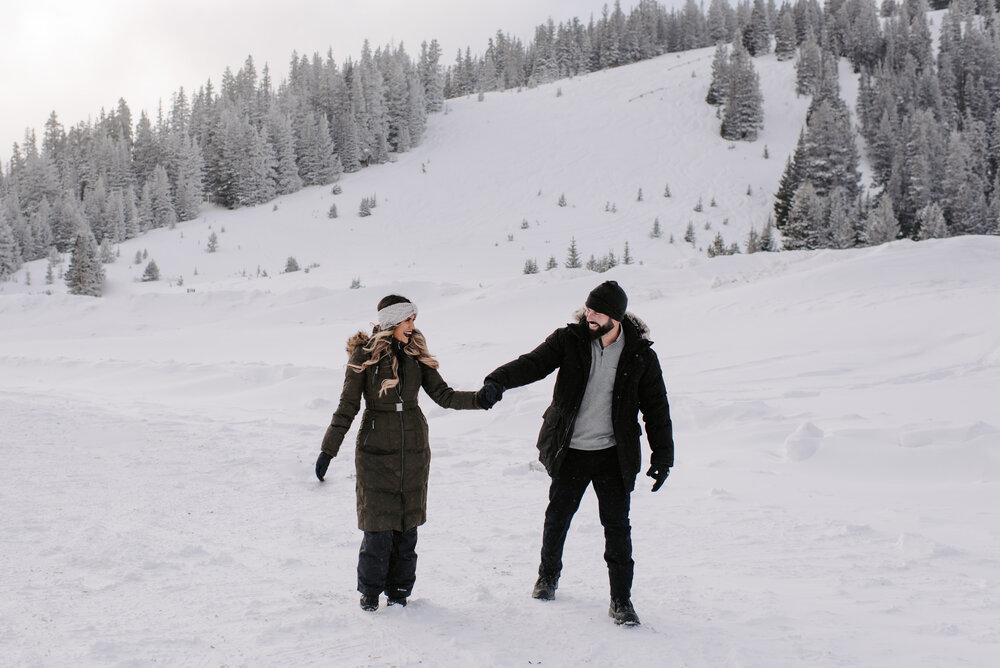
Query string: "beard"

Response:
xmin=587 ymin=320 xmax=615 ymax=340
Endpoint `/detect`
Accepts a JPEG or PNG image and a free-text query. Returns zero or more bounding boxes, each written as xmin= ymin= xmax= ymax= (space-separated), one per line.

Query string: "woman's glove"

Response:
xmin=315 ymin=452 xmax=333 ymax=481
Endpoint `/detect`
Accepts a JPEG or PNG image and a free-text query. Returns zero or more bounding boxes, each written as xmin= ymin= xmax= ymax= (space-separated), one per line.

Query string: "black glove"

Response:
xmin=315 ymin=452 xmax=333 ymax=481
xmin=476 ymin=380 xmax=504 ymax=410
xmin=646 ymin=464 xmax=670 ymax=492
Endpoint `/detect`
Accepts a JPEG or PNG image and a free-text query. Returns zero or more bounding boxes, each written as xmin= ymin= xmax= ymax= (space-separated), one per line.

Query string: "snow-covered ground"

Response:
xmin=2 ymin=36 xmax=999 ymax=667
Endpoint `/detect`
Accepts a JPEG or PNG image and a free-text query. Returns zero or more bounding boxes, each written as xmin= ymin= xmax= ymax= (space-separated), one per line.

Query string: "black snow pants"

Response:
xmin=357 ymin=527 xmax=418 ymax=598
xmin=538 ymin=447 xmax=634 ymax=600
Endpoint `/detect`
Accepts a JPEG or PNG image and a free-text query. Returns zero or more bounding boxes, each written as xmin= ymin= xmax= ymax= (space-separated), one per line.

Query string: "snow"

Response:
xmin=2 ymin=35 xmax=999 ymax=667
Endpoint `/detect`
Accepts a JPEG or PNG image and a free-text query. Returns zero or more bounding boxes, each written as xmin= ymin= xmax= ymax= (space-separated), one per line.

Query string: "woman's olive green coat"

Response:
xmin=321 ymin=331 xmax=481 ymax=532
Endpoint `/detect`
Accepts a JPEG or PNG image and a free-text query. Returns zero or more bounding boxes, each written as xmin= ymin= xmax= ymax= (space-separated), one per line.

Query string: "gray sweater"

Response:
xmin=569 ymin=330 xmax=624 ymax=451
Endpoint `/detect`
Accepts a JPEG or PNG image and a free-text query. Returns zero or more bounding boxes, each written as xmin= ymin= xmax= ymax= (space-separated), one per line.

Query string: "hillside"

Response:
xmin=2 ymin=44 xmax=999 ymax=668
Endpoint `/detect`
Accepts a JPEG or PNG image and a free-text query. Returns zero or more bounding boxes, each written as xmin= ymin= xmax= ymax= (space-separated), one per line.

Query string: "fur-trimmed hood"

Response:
xmin=572 ymin=308 xmax=652 ymax=341
xmin=345 ymin=330 xmax=371 ymax=356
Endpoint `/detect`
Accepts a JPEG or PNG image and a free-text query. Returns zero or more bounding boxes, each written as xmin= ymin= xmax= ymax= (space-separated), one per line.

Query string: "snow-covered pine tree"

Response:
xmin=825 ymin=186 xmax=855 ymax=249
xmin=783 ymin=181 xmax=825 ymax=250
xmin=774 ymin=4 xmax=797 ymax=62
xmin=285 ymin=257 xmax=300 ymax=273
xmin=742 ymin=0 xmax=771 ymax=57
xmin=917 ymin=202 xmax=948 ymax=240
xmin=419 ymin=40 xmax=445 ymax=113
xmin=105 ymin=189 xmax=126 ymax=244
xmin=64 ymin=225 xmax=105 ymax=296
xmin=865 ymin=195 xmax=900 ymax=245
xmin=721 ymin=39 xmax=764 ymax=141
xmin=83 ymin=176 xmax=109 ymax=243
xmin=149 ymin=165 xmax=178 ymax=229
xmin=50 ymin=191 xmax=88 ymax=252
xmin=707 ymin=0 xmax=735 ymax=44
xmin=942 ymin=129 xmax=991 ymax=235
xmin=267 ymin=110 xmax=303 ymax=195
xmin=141 ymin=259 xmax=160 ymax=281
xmin=0 ymin=212 xmax=22 ymax=279
xmin=706 ymin=43 xmax=730 ymax=106
xmin=795 ymin=29 xmax=822 ymax=96
xmin=99 ymin=237 xmax=116 ymax=264
xmin=169 ymin=131 xmax=205 ymax=220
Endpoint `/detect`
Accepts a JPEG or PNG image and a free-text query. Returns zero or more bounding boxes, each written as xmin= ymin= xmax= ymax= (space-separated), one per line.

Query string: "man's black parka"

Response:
xmin=486 ymin=311 xmax=673 ymax=492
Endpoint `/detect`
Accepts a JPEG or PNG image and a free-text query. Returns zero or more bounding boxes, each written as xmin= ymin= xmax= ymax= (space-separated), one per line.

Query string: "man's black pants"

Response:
xmin=357 ymin=527 xmax=418 ymax=598
xmin=538 ymin=447 xmax=634 ymax=600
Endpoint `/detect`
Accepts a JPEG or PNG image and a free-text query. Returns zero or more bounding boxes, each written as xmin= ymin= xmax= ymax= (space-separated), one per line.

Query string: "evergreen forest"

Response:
xmin=2 ymin=0 xmax=999 ymax=286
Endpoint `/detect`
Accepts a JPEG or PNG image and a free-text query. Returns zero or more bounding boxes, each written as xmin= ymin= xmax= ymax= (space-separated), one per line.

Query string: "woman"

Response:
xmin=314 ymin=295 xmax=490 ymax=611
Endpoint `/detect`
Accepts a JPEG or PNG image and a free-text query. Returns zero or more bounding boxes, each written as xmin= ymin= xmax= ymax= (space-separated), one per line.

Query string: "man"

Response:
xmin=477 ymin=280 xmax=673 ymax=626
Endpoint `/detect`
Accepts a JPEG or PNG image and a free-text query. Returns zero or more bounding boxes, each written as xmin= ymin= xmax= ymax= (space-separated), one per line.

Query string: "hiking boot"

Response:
xmin=387 ymin=596 xmax=407 ymax=607
xmin=359 ymin=594 xmax=379 ymax=612
xmin=609 ymin=598 xmax=640 ymax=626
xmin=532 ymin=574 xmax=559 ymax=601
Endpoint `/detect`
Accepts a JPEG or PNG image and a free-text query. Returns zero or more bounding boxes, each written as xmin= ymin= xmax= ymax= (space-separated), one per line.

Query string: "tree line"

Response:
xmin=3 ymin=0 xmax=999 ymax=287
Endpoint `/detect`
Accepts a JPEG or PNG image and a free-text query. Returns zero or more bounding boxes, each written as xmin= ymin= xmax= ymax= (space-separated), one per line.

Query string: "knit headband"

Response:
xmin=377 ymin=302 xmax=418 ymax=330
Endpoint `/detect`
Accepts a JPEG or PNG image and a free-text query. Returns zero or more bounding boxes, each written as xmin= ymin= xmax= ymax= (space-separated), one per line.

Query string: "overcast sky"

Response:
xmin=0 ymin=0 xmax=648 ymax=155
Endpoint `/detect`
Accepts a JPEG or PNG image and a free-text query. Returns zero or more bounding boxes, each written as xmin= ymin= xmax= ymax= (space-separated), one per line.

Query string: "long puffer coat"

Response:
xmin=485 ymin=311 xmax=673 ymax=492
xmin=321 ymin=330 xmax=481 ymax=532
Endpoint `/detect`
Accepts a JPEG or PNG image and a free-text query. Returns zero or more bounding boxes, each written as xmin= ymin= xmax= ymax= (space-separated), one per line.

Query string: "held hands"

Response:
xmin=646 ymin=464 xmax=670 ymax=492
xmin=315 ymin=452 xmax=333 ymax=481
xmin=476 ymin=380 xmax=504 ymax=410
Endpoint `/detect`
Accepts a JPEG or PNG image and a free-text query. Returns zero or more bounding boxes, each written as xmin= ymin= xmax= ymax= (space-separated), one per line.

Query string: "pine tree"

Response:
xmin=99 ymin=238 xmax=116 ymax=264
xmin=746 ymin=226 xmax=761 ymax=253
xmin=546 ymin=256 xmax=558 ymax=270
xmin=285 ymin=257 xmax=300 ymax=272
xmin=523 ymin=258 xmax=539 ymax=274
xmin=760 ymin=217 xmax=777 ymax=251
xmin=0 ymin=213 xmax=22 ymax=279
xmin=707 ymin=232 xmax=728 ymax=257
xmin=917 ymin=202 xmax=948 ymax=239
xmin=742 ymin=0 xmax=772 ymax=57
xmin=65 ymin=226 xmax=105 ymax=296
xmin=826 ymin=187 xmax=855 ymax=249
xmin=149 ymin=165 xmax=178 ymax=229
xmin=684 ymin=221 xmax=696 ymax=245
xmin=207 ymin=231 xmax=219 ymax=253
xmin=783 ymin=182 xmax=824 ymax=250
xmin=706 ymin=43 xmax=730 ymax=106
xmin=623 ymin=241 xmax=633 ymax=264
xmin=865 ymin=196 xmax=900 ymax=245
xmin=942 ymin=130 xmax=991 ymax=235
xmin=795 ymin=30 xmax=822 ymax=96
xmin=565 ymin=237 xmax=582 ymax=268
xmin=650 ymin=218 xmax=662 ymax=238
xmin=142 ymin=260 xmax=160 ymax=281
xmin=721 ymin=39 xmax=764 ymax=141
xmin=774 ymin=5 xmax=797 ymax=62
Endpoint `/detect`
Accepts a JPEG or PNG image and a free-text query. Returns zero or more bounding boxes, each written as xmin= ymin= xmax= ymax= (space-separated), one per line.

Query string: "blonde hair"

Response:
xmin=348 ymin=328 xmax=439 ymax=396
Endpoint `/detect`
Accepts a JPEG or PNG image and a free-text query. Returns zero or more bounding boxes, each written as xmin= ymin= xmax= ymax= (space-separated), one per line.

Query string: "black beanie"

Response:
xmin=586 ymin=280 xmax=628 ymax=321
